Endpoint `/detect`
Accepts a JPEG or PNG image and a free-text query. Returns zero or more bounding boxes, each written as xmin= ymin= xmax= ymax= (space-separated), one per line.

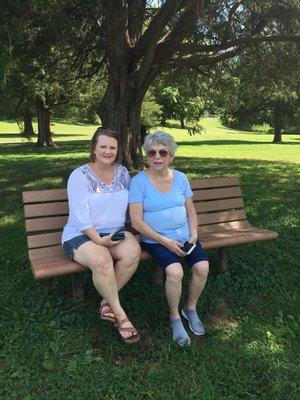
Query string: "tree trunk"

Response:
xmin=100 ymin=76 xmax=144 ymax=170
xmin=272 ymin=106 xmax=282 ymax=143
xmin=180 ymin=116 xmax=185 ymax=128
xmin=23 ymin=111 xmax=35 ymax=137
xmin=36 ymin=99 xmax=54 ymax=148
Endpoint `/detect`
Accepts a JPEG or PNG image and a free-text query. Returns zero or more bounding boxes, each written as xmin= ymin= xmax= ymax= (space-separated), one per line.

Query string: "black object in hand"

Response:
xmin=99 ymin=230 xmax=125 ymax=241
xmin=182 ymin=241 xmax=196 ymax=255
xmin=111 ymin=232 xmax=125 ymax=241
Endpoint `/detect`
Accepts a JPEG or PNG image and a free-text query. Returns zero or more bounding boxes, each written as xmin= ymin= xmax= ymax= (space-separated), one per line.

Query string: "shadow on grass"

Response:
xmin=51 ymin=133 xmax=91 ymax=137
xmin=52 ymin=119 xmax=98 ymax=126
xmin=0 ymin=133 xmax=25 ymax=138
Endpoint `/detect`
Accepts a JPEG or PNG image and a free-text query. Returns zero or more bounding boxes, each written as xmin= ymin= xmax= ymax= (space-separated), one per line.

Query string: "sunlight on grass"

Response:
xmin=1 ymin=214 xmax=20 ymax=227
xmin=245 ymin=335 xmax=284 ymax=355
xmin=1 ymin=117 xmax=299 ymax=165
xmin=24 ymin=177 xmax=64 ymax=189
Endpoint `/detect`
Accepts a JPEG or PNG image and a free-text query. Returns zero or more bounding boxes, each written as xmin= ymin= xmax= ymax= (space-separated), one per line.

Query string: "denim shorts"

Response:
xmin=62 ymin=235 xmax=91 ymax=260
xmin=141 ymin=241 xmax=208 ymax=270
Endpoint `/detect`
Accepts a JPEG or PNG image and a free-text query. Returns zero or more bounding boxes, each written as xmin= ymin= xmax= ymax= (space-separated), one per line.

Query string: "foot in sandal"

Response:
xmin=114 ymin=317 xmax=140 ymax=344
xmin=99 ymin=300 xmax=115 ymax=322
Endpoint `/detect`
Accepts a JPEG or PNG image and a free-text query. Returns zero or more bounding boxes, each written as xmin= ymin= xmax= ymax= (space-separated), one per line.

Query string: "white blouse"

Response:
xmin=61 ymin=164 xmax=130 ymax=244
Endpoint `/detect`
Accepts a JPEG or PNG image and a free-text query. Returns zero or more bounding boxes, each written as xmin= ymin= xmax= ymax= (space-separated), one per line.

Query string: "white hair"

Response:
xmin=143 ymin=131 xmax=177 ymax=157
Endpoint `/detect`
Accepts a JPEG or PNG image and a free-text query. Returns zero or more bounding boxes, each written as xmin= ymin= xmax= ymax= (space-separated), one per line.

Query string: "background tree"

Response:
xmin=98 ymin=0 xmax=300 ymax=167
xmin=0 ymin=0 xmax=104 ymax=146
xmin=219 ymin=41 xmax=300 ymax=143
xmin=153 ymin=70 xmax=206 ymax=128
xmin=1 ymin=1 xmax=300 ymax=162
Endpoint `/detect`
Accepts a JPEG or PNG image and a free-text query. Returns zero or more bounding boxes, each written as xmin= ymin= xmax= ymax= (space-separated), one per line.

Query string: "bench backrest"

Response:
xmin=23 ymin=176 xmax=249 ymax=252
xmin=191 ymin=177 xmax=250 ymax=234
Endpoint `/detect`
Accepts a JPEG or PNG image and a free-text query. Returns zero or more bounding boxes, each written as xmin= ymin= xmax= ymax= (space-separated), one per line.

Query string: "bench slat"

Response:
xmin=27 ymin=231 xmax=62 ymax=249
xmin=194 ymin=198 xmax=244 ymax=213
xmin=190 ymin=177 xmax=240 ymax=189
xmin=193 ymin=186 xmax=242 ymax=201
xmin=200 ymin=227 xmax=278 ymax=249
xmin=30 ymin=256 xmax=86 ymax=279
xmin=198 ymin=220 xmax=251 ymax=234
xmin=26 ymin=216 xmax=68 ymax=233
xmin=29 ymin=244 xmax=66 ymax=260
xmin=24 ymin=202 xmax=69 ymax=218
xmin=198 ymin=209 xmax=247 ymax=225
xmin=23 ymin=189 xmax=67 ymax=204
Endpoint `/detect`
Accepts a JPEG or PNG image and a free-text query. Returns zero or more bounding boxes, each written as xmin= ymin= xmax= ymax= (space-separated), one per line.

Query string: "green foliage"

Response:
xmin=0 ymin=0 xmax=104 ymax=124
xmin=153 ymin=70 xmax=206 ymax=127
xmin=141 ymin=92 xmax=162 ymax=135
xmin=219 ymin=42 xmax=300 ymax=138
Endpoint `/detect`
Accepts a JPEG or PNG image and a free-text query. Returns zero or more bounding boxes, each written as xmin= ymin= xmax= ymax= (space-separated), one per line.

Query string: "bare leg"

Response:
xmin=100 ymin=233 xmax=140 ymax=318
xmin=165 ymin=263 xmax=183 ymax=319
xmin=109 ymin=232 xmax=140 ymax=290
xmin=165 ymin=263 xmax=190 ymax=346
xmin=73 ymin=241 xmax=137 ymax=340
xmin=181 ymin=260 xmax=209 ymax=336
xmin=186 ymin=261 xmax=209 ymax=309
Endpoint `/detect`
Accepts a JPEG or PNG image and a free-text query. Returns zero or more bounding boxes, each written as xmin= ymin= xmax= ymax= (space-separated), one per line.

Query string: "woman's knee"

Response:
xmin=90 ymin=251 xmax=114 ymax=273
xmin=192 ymin=260 xmax=209 ymax=278
xmin=114 ymin=233 xmax=141 ymax=262
xmin=127 ymin=237 xmax=141 ymax=261
xmin=165 ymin=263 xmax=184 ymax=282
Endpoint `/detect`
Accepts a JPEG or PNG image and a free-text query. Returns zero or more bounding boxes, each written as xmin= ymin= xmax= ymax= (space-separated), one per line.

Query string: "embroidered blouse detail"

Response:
xmin=82 ymin=164 xmax=128 ymax=193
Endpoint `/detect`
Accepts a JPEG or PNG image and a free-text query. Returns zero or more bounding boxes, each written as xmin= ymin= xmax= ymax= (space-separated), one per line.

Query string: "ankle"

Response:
xmin=185 ymin=304 xmax=196 ymax=311
xmin=170 ymin=311 xmax=180 ymax=320
xmin=113 ymin=309 xmax=127 ymax=322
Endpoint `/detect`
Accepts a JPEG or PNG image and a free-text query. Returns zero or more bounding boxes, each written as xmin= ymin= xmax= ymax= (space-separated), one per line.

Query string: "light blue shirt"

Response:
xmin=129 ymin=170 xmax=193 ymax=243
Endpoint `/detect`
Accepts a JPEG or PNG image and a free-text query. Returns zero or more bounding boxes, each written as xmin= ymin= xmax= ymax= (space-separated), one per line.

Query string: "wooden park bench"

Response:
xmin=22 ymin=176 xmax=278 ymax=300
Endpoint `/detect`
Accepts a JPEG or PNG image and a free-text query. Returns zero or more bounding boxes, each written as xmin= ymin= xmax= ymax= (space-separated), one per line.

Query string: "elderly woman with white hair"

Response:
xmin=129 ymin=131 xmax=209 ymax=346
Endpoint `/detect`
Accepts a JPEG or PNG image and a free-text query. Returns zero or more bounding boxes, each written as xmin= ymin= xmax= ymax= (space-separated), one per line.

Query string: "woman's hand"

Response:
xmin=98 ymin=233 xmax=122 ymax=248
xmin=188 ymin=235 xmax=198 ymax=244
xmin=162 ymin=238 xmax=186 ymax=257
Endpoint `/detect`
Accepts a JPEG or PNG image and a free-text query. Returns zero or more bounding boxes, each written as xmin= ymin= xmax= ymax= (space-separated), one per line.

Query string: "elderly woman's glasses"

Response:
xmin=147 ymin=149 xmax=169 ymax=158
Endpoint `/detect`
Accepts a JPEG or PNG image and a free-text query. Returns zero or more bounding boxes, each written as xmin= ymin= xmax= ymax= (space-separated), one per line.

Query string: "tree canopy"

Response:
xmin=1 ymin=1 xmax=299 ymax=166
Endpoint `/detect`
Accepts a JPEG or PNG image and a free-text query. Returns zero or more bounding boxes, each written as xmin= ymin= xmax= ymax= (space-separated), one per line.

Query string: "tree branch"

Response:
xmin=101 ymin=0 xmax=129 ymax=66
xmin=176 ymin=34 xmax=300 ymax=55
xmin=127 ymin=0 xmax=146 ymax=44
xmin=154 ymin=0 xmax=205 ymax=64
xmin=221 ymin=0 xmax=243 ymax=44
xmin=130 ymin=0 xmax=186 ymax=64
xmin=167 ymin=47 xmax=245 ymax=69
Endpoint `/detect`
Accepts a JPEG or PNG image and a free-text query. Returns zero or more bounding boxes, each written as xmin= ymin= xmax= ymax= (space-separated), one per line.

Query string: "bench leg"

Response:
xmin=153 ymin=264 xmax=164 ymax=286
xmin=72 ymin=273 xmax=84 ymax=302
xmin=217 ymin=248 xmax=228 ymax=273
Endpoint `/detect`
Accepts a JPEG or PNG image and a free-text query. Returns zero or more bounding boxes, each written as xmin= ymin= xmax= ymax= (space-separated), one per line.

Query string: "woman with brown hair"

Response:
xmin=62 ymin=127 xmax=141 ymax=343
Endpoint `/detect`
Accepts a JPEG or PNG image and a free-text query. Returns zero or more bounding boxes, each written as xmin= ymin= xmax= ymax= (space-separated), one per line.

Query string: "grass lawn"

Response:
xmin=0 ymin=119 xmax=299 ymax=399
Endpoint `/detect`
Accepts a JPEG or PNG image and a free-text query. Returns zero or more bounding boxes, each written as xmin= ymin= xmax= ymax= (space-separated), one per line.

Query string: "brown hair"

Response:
xmin=90 ymin=127 xmax=119 ymax=162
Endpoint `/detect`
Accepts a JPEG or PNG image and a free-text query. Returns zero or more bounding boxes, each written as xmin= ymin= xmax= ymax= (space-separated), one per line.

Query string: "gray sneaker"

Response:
xmin=181 ymin=308 xmax=205 ymax=336
xmin=169 ymin=318 xmax=191 ymax=346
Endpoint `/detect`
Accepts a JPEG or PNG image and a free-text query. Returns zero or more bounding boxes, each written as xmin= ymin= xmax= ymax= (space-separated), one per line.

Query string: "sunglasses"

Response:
xmin=147 ymin=149 xmax=169 ymax=158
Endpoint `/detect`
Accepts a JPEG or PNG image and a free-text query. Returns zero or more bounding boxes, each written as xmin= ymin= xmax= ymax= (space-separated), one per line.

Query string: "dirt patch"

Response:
xmin=208 ymin=296 xmax=239 ymax=329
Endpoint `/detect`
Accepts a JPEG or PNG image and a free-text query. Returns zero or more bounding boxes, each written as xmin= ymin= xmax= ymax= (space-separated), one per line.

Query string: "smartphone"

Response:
xmin=99 ymin=230 xmax=125 ymax=241
xmin=182 ymin=241 xmax=196 ymax=255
